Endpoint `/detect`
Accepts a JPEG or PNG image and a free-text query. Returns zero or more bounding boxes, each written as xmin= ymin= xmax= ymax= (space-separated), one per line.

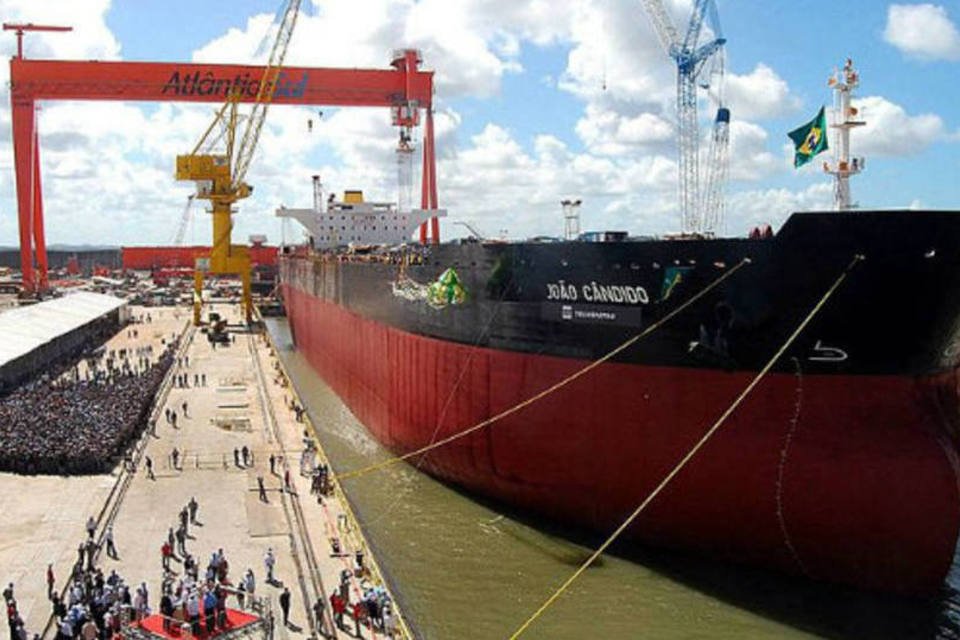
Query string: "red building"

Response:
xmin=121 ymin=246 xmax=278 ymax=271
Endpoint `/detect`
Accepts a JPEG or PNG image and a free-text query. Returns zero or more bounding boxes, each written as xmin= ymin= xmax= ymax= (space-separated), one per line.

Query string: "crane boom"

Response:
xmin=175 ymin=0 xmax=302 ymax=324
xmin=640 ymin=0 xmax=725 ymax=235
xmin=640 ymin=0 xmax=679 ymax=57
xmin=232 ymin=0 xmax=301 ymax=189
xmin=172 ymin=195 xmax=195 ymax=246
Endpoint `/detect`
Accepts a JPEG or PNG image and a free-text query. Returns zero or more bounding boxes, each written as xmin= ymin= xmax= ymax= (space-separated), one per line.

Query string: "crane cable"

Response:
xmin=507 ymin=253 xmax=864 ymax=639
xmin=336 ymin=256 xmax=752 ymax=482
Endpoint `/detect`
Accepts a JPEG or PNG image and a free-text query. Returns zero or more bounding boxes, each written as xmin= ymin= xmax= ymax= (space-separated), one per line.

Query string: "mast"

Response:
xmin=823 ymin=58 xmax=866 ymax=210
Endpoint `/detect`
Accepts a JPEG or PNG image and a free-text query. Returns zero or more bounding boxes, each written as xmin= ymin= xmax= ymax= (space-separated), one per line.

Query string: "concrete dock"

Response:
xmin=0 ymin=302 xmax=410 ymax=640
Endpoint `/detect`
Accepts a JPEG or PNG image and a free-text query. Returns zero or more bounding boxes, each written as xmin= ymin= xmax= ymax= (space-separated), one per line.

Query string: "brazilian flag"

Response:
xmin=788 ymin=106 xmax=829 ymax=168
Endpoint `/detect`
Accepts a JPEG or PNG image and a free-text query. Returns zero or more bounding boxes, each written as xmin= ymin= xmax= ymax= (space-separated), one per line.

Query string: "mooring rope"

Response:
xmin=507 ymin=254 xmax=863 ymax=639
xmin=337 ymin=257 xmax=752 ymax=481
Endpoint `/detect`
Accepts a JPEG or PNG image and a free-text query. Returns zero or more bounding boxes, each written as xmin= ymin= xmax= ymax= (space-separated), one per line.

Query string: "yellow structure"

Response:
xmin=175 ymin=99 xmax=254 ymax=324
xmin=175 ymin=0 xmax=301 ymax=325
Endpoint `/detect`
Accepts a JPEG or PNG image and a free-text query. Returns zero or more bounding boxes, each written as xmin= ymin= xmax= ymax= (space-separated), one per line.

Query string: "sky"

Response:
xmin=0 ymin=0 xmax=958 ymax=247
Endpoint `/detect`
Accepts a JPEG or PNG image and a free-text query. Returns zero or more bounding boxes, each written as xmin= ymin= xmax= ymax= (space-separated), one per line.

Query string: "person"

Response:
xmin=215 ymin=584 xmax=227 ymax=628
xmin=46 ymin=564 xmax=55 ymax=598
xmin=242 ymin=446 xmax=250 ymax=466
xmin=203 ymin=588 xmax=217 ymax=633
xmin=383 ymin=603 xmax=396 ymax=637
xmin=236 ymin=582 xmax=245 ymax=610
xmin=171 ymin=447 xmax=180 ymax=470
xmin=145 ymin=456 xmax=155 ymax=480
xmin=85 ymin=516 xmax=96 ymax=539
xmin=187 ymin=591 xmax=201 ymax=636
xmin=105 ymin=526 xmax=118 ymax=559
xmin=257 ymin=476 xmax=267 ymax=502
xmin=85 ymin=538 xmax=97 ymax=571
xmin=161 ymin=541 xmax=172 ymax=571
xmin=269 ymin=454 xmax=275 ymax=475
xmin=279 ymin=587 xmax=290 ymax=627
xmin=244 ymin=570 xmax=255 ymax=603
xmin=330 ymin=593 xmax=345 ymax=631
xmin=181 ymin=401 xmax=188 ymax=418
xmin=264 ymin=548 xmax=275 ymax=584
xmin=160 ymin=590 xmax=173 ymax=633
xmin=354 ymin=549 xmax=365 ymax=576
xmin=365 ymin=591 xmax=380 ymax=632
xmin=233 ymin=448 xmax=240 ymax=467
xmin=352 ymin=600 xmax=364 ymax=638
xmin=313 ymin=597 xmax=326 ymax=635
xmin=175 ymin=526 xmax=186 ymax=557
xmin=59 ymin=617 xmax=73 ymax=640
xmin=284 ymin=469 xmax=291 ymax=493
xmin=188 ymin=497 xmax=198 ymax=524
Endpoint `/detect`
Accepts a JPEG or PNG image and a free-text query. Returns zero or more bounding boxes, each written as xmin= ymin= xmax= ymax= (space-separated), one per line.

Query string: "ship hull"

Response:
xmin=282 ymin=280 xmax=960 ymax=594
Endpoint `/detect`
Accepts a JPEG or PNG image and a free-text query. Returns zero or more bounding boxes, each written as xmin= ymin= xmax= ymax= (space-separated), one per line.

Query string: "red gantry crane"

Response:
xmin=6 ymin=24 xmax=438 ymax=296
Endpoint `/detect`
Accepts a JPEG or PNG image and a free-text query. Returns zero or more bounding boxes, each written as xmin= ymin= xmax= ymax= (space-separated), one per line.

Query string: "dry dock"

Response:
xmin=0 ymin=302 xmax=410 ymax=640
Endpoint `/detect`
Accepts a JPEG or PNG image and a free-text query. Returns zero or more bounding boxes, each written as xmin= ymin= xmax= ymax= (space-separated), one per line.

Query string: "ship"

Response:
xmin=276 ymin=62 xmax=960 ymax=595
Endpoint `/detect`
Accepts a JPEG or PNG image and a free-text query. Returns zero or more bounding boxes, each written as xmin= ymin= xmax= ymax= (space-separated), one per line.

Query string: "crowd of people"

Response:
xmin=0 ymin=330 xmax=178 ymax=475
xmin=4 ymin=518 xmax=146 ymax=640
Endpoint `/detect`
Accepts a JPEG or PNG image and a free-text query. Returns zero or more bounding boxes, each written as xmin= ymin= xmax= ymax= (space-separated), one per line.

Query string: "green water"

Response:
xmin=266 ymin=318 xmax=941 ymax=639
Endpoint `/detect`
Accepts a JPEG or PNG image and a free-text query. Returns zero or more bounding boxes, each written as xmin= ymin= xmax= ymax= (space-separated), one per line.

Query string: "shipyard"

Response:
xmin=3 ymin=1 xmax=960 ymax=639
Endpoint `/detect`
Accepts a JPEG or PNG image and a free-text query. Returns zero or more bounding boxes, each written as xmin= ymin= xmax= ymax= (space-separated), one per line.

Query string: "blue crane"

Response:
xmin=641 ymin=0 xmax=726 ymax=234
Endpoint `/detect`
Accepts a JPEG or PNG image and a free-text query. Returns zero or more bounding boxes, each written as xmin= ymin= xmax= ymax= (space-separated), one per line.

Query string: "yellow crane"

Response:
xmin=176 ymin=0 xmax=301 ymax=325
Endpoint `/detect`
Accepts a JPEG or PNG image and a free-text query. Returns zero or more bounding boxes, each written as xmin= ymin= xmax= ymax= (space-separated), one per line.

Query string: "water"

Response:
xmin=266 ymin=318 xmax=953 ymax=639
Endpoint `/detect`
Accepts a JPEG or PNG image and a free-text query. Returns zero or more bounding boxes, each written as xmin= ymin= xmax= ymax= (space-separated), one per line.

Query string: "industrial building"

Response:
xmin=0 ymin=291 xmax=128 ymax=391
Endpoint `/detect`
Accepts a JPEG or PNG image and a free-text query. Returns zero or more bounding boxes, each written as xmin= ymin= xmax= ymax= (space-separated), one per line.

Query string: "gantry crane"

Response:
xmin=175 ymin=0 xmax=301 ymax=324
xmin=9 ymin=28 xmax=434 ymax=296
xmin=641 ymin=0 xmax=726 ymax=235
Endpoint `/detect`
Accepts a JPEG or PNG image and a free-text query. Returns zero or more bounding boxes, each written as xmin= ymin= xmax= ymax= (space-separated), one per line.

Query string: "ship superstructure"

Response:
xmin=277 ymin=187 xmax=444 ymax=249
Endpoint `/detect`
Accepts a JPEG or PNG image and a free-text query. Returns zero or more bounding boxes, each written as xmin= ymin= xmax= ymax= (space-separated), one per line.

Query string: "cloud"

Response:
xmin=575 ymin=105 xmax=674 ymax=155
xmin=727 ymin=120 xmax=779 ymax=181
xmin=724 ymin=64 xmax=801 ymax=120
xmin=851 ymin=95 xmax=946 ymax=156
xmin=884 ymin=3 xmax=960 ymax=61
xmin=0 ymin=0 xmax=120 ymax=64
xmin=0 ymin=0 xmax=884 ymax=250
xmin=725 ymin=182 xmax=834 ymax=235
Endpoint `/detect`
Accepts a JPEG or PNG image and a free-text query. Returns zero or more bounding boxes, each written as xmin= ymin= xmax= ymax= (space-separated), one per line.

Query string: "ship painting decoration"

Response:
xmin=279 ymin=58 xmax=960 ymax=595
xmin=392 ymin=267 xmax=466 ymax=308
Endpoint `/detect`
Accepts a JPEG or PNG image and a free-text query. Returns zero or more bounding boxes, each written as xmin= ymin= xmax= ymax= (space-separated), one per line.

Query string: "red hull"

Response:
xmin=283 ymin=283 xmax=960 ymax=594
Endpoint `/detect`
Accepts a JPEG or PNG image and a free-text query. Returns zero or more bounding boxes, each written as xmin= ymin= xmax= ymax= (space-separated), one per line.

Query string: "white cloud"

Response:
xmin=884 ymin=4 xmax=960 ymax=61
xmin=0 ymin=0 xmax=917 ymax=251
xmin=727 ymin=120 xmax=779 ymax=181
xmin=851 ymin=95 xmax=945 ymax=156
xmin=0 ymin=0 xmax=120 ymax=64
xmin=575 ymin=105 xmax=674 ymax=155
xmin=724 ymin=64 xmax=801 ymax=120
xmin=725 ymin=182 xmax=834 ymax=235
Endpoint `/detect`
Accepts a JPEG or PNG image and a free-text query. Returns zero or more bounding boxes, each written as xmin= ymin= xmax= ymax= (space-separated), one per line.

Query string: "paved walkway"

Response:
xmin=0 ymin=306 xmax=185 ymax=635
xmin=1 ymin=302 xmax=407 ymax=640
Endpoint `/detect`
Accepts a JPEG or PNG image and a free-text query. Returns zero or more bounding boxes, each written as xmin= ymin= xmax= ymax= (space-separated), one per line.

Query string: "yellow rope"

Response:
xmin=336 ymin=257 xmax=752 ymax=481
xmin=507 ymin=254 xmax=863 ymax=639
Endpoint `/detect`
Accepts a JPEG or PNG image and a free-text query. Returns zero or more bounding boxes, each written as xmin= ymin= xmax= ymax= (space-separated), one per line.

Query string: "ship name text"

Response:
xmin=546 ymin=280 xmax=649 ymax=305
